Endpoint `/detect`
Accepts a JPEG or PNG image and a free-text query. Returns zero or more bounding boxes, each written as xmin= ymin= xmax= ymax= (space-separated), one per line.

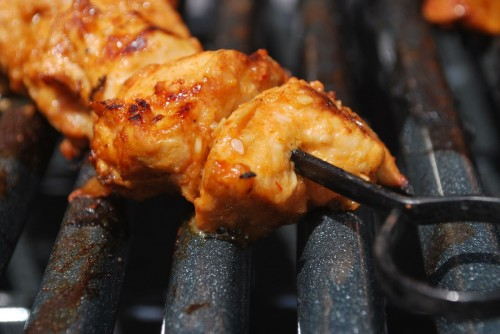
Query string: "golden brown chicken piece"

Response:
xmin=194 ymin=78 xmax=407 ymax=240
xmin=423 ymin=0 xmax=500 ymax=34
xmin=91 ymin=49 xmax=288 ymax=200
xmin=0 ymin=0 xmax=201 ymax=151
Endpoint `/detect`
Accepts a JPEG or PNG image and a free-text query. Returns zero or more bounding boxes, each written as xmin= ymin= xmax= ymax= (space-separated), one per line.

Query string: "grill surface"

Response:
xmin=0 ymin=98 xmax=56 ymax=276
xmin=25 ymin=164 xmax=129 ymax=334
xmin=297 ymin=1 xmax=385 ymax=332
xmin=371 ymin=0 xmax=500 ymax=332
xmin=0 ymin=0 xmax=499 ymax=333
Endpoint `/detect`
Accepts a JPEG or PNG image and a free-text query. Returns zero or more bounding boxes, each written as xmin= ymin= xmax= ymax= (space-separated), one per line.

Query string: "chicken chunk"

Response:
xmin=194 ymin=78 xmax=407 ymax=240
xmin=0 ymin=0 xmax=201 ymax=145
xmin=91 ymin=49 xmax=288 ymax=200
xmin=423 ymin=0 xmax=500 ymax=34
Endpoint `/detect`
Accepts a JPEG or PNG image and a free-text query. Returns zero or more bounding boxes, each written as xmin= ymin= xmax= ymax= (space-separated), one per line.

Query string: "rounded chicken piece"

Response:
xmin=91 ymin=49 xmax=288 ymax=200
xmin=23 ymin=0 xmax=201 ymax=142
xmin=0 ymin=0 xmax=201 ymax=159
xmin=194 ymin=78 xmax=407 ymax=240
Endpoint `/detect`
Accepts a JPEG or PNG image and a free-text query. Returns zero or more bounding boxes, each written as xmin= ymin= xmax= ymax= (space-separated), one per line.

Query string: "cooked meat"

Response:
xmin=0 ymin=0 xmax=406 ymax=240
xmin=0 ymin=0 xmax=200 ymax=151
xmin=423 ymin=0 xmax=500 ymax=34
xmin=91 ymin=49 xmax=288 ymax=200
xmin=0 ymin=1 xmax=62 ymax=92
xmin=194 ymin=78 xmax=406 ymax=240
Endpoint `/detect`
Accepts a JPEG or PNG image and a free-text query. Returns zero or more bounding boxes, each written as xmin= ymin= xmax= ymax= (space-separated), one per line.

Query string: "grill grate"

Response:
xmin=162 ymin=1 xmax=253 ymax=332
xmin=369 ymin=0 xmax=500 ymax=332
xmin=0 ymin=0 xmax=499 ymax=333
xmin=0 ymin=98 xmax=55 ymax=276
xmin=25 ymin=164 xmax=128 ymax=334
xmin=297 ymin=1 xmax=385 ymax=332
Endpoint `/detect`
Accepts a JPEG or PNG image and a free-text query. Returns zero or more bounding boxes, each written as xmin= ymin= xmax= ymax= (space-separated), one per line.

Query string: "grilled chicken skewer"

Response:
xmin=0 ymin=0 xmax=406 ymax=240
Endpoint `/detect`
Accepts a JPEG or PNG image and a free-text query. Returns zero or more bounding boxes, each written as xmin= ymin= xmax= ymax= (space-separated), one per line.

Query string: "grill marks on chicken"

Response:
xmin=91 ymin=49 xmax=288 ymax=200
xmin=0 ymin=0 xmax=407 ymax=240
xmin=423 ymin=0 xmax=500 ymax=34
xmin=194 ymin=79 xmax=406 ymax=240
xmin=0 ymin=0 xmax=201 ymax=155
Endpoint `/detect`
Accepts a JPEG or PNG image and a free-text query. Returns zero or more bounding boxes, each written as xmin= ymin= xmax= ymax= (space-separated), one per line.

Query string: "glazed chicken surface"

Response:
xmin=0 ymin=0 xmax=200 ymax=156
xmin=0 ymin=0 xmax=406 ymax=240
xmin=423 ymin=0 xmax=500 ymax=34
xmin=195 ymin=79 xmax=406 ymax=240
xmin=92 ymin=49 xmax=288 ymax=201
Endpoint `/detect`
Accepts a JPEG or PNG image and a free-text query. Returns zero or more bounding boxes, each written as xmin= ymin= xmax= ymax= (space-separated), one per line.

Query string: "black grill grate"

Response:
xmin=25 ymin=164 xmax=128 ymax=334
xmin=0 ymin=0 xmax=499 ymax=333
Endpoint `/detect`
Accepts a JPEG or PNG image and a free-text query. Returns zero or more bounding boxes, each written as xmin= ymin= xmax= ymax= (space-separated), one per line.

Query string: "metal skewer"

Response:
xmin=291 ymin=149 xmax=500 ymax=317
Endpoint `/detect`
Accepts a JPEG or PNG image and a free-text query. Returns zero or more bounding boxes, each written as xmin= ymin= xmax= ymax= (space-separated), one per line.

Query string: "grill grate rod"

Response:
xmin=162 ymin=1 xmax=254 ymax=332
xmin=434 ymin=31 xmax=500 ymax=195
xmin=0 ymin=96 xmax=56 ymax=276
xmin=371 ymin=0 xmax=500 ymax=331
xmin=25 ymin=163 xmax=129 ymax=334
xmin=477 ymin=38 xmax=500 ymax=116
xmin=297 ymin=1 xmax=386 ymax=333
xmin=162 ymin=222 xmax=251 ymax=333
